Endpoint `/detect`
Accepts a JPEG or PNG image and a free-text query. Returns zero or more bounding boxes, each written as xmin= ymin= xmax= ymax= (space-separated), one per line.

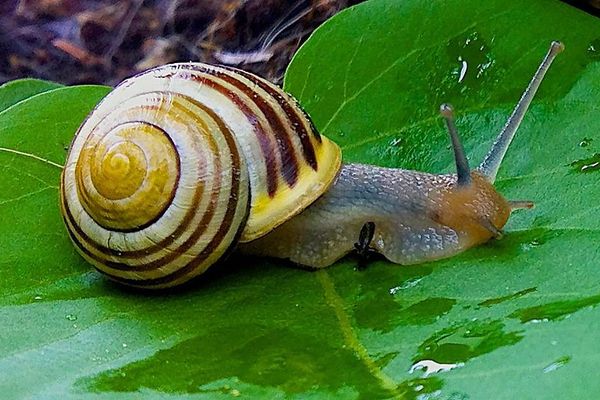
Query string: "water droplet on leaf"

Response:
xmin=588 ymin=39 xmax=600 ymax=59
xmin=543 ymin=356 xmax=571 ymax=373
xmin=447 ymin=31 xmax=495 ymax=89
xmin=409 ymin=359 xmax=464 ymax=376
xmin=570 ymin=154 xmax=600 ymax=173
xmin=390 ymin=137 xmax=403 ymax=147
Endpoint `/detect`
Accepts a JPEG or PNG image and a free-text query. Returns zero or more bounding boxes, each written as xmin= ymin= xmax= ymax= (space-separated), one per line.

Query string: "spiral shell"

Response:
xmin=60 ymin=63 xmax=341 ymax=288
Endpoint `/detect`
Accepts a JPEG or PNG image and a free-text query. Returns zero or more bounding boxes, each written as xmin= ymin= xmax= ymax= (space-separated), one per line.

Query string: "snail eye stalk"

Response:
xmin=440 ymin=103 xmax=471 ymax=187
xmin=479 ymin=41 xmax=564 ymax=183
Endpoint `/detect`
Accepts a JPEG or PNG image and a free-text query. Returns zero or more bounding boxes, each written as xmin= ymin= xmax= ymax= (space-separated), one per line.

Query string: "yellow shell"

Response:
xmin=60 ymin=63 xmax=341 ymax=288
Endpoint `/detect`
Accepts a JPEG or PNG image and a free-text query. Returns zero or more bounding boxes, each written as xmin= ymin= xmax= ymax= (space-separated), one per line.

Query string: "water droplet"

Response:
xmin=415 ymin=319 xmax=523 ymax=364
xmin=529 ymin=318 xmax=549 ymax=324
xmin=338 ymin=131 xmax=345 ymax=137
xmin=122 ymin=343 xmax=128 ymax=348
xmin=65 ymin=314 xmax=77 ymax=321
xmin=581 ymin=162 xmax=600 ymax=172
xmin=458 ymin=60 xmax=468 ymax=83
xmin=510 ymin=293 xmax=600 ymax=323
xmin=410 ymin=359 xmax=464 ymax=377
xmin=570 ymin=154 xmax=600 ymax=173
xmin=389 ymin=277 xmax=423 ymax=294
xmin=447 ymin=31 xmax=495 ymax=89
xmin=390 ymin=137 xmax=403 ymax=147
xmin=588 ymin=39 xmax=600 ymax=60
xmin=579 ymin=137 xmax=593 ymax=147
xmin=33 ymin=295 xmax=43 ymax=301
xmin=521 ymin=238 xmax=543 ymax=251
xmin=396 ymin=377 xmax=443 ymax=399
xmin=543 ymin=355 xmax=571 ymax=373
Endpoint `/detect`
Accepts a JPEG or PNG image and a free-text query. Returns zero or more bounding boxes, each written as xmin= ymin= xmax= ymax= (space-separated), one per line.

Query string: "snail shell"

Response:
xmin=60 ymin=63 xmax=341 ymax=288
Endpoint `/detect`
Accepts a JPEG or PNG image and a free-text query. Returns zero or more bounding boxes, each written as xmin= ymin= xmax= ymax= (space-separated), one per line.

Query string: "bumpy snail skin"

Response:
xmin=239 ymin=166 xmax=510 ymax=268
xmin=433 ymin=171 xmax=511 ymax=246
xmin=241 ymin=41 xmax=565 ymax=270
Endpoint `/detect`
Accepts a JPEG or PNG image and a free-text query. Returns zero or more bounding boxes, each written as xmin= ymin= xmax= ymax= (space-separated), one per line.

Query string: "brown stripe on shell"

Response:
xmin=63 ymin=99 xmax=211 ymax=259
xmin=186 ymin=73 xmax=281 ymax=195
xmin=64 ymin=96 xmax=221 ymax=268
xmin=63 ymin=158 xmax=216 ymax=273
xmin=226 ymin=67 xmax=319 ymax=171
xmin=98 ymin=102 xmax=246 ymax=286
xmin=64 ymin=95 xmax=245 ymax=281
xmin=98 ymin=179 xmax=251 ymax=288
xmin=183 ymin=64 xmax=302 ymax=188
xmin=297 ymin=105 xmax=322 ymax=142
xmin=63 ymin=165 xmax=205 ymax=260
xmin=75 ymin=120 xmax=182 ymax=234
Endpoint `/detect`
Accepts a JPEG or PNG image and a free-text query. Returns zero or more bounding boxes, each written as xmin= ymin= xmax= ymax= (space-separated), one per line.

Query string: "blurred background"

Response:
xmin=0 ymin=0 xmax=597 ymax=86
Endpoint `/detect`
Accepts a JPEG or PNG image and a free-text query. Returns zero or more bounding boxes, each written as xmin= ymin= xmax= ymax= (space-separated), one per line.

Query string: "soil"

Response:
xmin=0 ymin=1 xmax=596 ymax=86
xmin=0 ymin=0 xmax=364 ymax=86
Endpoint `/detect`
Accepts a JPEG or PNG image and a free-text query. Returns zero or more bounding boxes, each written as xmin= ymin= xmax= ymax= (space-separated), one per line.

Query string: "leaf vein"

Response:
xmin=0 ymin=147 xmax=63 ymax=169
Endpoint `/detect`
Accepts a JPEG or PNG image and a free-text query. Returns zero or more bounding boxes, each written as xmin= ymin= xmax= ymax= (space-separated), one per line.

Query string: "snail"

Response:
xmin=60 ymin=41 xmax=564 ymax=289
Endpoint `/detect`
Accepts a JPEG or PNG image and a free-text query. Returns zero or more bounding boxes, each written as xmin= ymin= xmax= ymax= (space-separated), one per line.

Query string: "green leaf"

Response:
xmin=1 ymin=0 xmax=600 ymax=399
xmin=0 ymin=85 xmax=111 ymax=293
xmin=0 ymin=79 xmax=63 ymax=113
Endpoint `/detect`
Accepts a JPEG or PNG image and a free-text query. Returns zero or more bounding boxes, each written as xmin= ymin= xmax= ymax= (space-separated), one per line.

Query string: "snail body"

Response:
xmin=240 ymin=167 xmax=510 ymax=268
xmin=60 ymin=42 xmax=564 ymax=288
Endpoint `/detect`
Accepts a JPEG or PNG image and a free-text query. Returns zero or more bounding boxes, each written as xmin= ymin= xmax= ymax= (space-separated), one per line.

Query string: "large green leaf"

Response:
xmin=0 ymin=79 xmax=63 ymax=112
xmin=1 ymin=0 xmax=600 ymax=398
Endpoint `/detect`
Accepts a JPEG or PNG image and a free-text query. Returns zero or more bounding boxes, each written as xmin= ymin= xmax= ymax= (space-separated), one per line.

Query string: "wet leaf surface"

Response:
xmin=1 ymin=0 xmax=600 ymax=398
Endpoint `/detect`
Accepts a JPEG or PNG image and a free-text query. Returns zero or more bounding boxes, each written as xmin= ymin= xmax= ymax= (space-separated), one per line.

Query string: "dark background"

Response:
xmin=0 ymin=0 xmax=597 ymax=86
